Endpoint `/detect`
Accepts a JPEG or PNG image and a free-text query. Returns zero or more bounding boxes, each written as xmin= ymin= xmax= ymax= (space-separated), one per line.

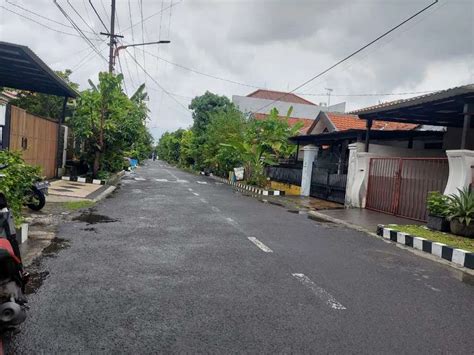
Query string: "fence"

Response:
xmin=265 ymin=164 xmax=302 ymax=186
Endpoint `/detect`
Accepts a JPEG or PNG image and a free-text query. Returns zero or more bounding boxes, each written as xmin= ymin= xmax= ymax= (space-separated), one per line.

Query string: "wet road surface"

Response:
xmin=8 ymin=161 xmax=474 ymax=353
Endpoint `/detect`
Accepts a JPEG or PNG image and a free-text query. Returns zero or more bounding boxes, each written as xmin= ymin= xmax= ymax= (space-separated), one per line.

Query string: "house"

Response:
xmin=343 ymin=84 xmax=474 ymax=221
xmin=281 ymin=111 xmax=441 ymax=205
xmin=232 ymin=89 xmax=347 ymax=130
xmin=0 ymin=41 xmax=78 ymax=178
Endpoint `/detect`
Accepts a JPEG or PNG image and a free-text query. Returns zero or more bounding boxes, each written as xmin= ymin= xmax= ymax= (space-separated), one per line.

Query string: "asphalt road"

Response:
xmin=8 ymin=161 xmax=474 ymax=353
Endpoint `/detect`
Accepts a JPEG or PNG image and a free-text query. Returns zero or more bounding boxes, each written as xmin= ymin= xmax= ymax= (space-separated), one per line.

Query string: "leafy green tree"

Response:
xmin=188 ymin=91 xmax=234 ymax=169
xmin=69 ymin=72 xmax=152 ymax=176
xmin=201 ymin=107 xmax=246 ymax=176
xmin=179 ymin=130 xmax=195 ymax=167
xmin=9 ymin=69 xmax=78 ymax=121
xmin=223 ymin=107 xmax=301 ymax=186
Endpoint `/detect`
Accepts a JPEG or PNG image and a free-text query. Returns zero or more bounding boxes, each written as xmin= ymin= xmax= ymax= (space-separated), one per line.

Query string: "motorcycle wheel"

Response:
xmin=26 ymin=186 xmax=46 ymax=211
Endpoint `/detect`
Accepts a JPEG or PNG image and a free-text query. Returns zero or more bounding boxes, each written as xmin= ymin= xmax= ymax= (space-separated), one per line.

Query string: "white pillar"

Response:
xmin=300 ymin=145 xmax=318 ymax=196
xmin=444 ymin=150 xmax=474 ymax=195
xmin=345 ymin=142 xmax=377 ymax=208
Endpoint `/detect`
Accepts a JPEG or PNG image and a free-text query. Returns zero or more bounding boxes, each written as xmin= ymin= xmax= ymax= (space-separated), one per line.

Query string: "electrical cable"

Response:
xmin=253 ymin=0 xmax=439 ymax=113
xmin=88 ymin=0 xmax=108 ymax=32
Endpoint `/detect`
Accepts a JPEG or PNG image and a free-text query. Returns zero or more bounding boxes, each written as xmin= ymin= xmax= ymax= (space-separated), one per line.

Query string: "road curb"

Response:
xmin=377 ymin=225 xmax=474 ymax=270
xmin=306 ymin=211 xmax=474 ymax=274
xmin=92 ymin=186 xmax=116 ymax=203
xmin=211 ymin=176 xmax=285 ymax=196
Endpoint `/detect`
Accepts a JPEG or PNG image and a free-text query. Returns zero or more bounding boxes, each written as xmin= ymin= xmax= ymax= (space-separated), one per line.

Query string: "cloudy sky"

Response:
xmin=0 ymin=0 xmax=473 ymax=140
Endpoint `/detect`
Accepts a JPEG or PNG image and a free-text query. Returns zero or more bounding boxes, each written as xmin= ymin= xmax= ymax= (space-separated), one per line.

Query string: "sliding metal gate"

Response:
xmin=366 ymin=157 xmax=449 ymax=221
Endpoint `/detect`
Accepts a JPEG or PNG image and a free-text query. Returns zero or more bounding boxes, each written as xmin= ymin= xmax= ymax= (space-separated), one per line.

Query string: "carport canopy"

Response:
xmin=350 ymin=84 xmax=474 ymax=150
xmin=0 ymin=41 xmax=78 ymax=98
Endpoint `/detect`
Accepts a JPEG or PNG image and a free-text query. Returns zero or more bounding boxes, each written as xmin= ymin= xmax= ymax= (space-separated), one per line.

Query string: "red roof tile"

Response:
xmin=247 ymin=89 xmax=316 ymax=106
xmin=253 ymin=113 xmax=314 ymax=135
xmin=327 ymin=113 xmax=418 ymax=131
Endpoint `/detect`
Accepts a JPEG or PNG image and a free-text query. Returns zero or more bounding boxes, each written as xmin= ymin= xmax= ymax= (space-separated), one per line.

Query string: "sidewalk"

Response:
xmin=313 ymin=208 xmax=421 ymax=233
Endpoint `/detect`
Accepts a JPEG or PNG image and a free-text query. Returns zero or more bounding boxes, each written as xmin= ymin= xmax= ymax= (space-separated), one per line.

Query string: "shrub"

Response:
xmin=447 ymin=187 xmax=474 ymax=226
xmin=0 ymin=151 xmax=41 ymax=223
xmin=426 ymin=191 xmax=450 ymax=217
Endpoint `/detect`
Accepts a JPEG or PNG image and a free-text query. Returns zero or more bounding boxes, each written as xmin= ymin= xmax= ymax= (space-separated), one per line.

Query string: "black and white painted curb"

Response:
xmin=61 ymin=176 xmax=106 ymax=185
xmin=211 ymin=176 xmax=285 ymax=196
xmin=377 ymin=225 xmax=474 ymax=270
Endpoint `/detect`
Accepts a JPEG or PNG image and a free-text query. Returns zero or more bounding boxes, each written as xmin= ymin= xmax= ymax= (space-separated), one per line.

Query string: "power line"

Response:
xmin=88 ymin=0 xmax=108 ymax=32
xmin=123 ymin=0 xmax=181 ymax=33
xmin=125 ymin=49 xmax=190 ymax=113
xmin=0 ymin=4 xmax=99 ymax=40
xmin=4 ymin=0 xmax=92 ymax=34
xmin=253 ymin=0 xmax=439 ymax=113
xmin=127 ymin=0 xmax=141 ymax=81
xmin=139 ymin=0 xmax=147 ymax=86
xmin=138 ymin=47 xmax=261 ymax=88
xmin=54 ymin=0 xmax=107 ymax=62
xmin=301 ymin=0 xmax=448 ymax=95
xmin=67 ymin=0 xmax=103 ymax=42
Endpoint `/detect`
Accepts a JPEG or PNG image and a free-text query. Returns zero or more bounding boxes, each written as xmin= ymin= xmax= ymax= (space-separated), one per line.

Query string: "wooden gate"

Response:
xmin=8 ymin=105 xmax=58 ymax=178
xmin=366 ymin=157 xmax=449 ymax=221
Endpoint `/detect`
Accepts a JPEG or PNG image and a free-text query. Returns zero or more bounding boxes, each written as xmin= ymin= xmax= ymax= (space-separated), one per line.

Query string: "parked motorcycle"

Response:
xmin=25 ymin=180 xmax=49 ymax=211
xmin=0 ymin=165 xmax=28 ymax=334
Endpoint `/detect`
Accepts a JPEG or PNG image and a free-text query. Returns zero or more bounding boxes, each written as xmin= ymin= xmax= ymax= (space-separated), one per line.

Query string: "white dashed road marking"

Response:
xmin=192 ymin=192 xmax=199 ymax=196
xmin=197 ymin=181 xmax=208 ymax=184
xmin=177 ymin=179 xmax=189 ymax=183
xmin=200 ymin=198 xmax=207 ymax=203
xmin=155 ymin=178 xmax=168 ymax=182
xmin=247 ymin=237 xmax=273 ymax=253
xmin=292 ymin=273 xmax=346 ymax=310
xmin=134 ymin=177 xmax=146 ymax=181
xmin=188 ymin=188 xmax=193 ymax=192
xmin=211 ymin=206 xmax=221 ymax=213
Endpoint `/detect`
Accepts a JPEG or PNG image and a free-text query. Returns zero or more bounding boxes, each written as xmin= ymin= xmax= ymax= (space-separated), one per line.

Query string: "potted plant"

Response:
xmin=447 ymin=187 xmax=474 ymax=238
xmin=426 ymin=191 xmax=450 ymax=232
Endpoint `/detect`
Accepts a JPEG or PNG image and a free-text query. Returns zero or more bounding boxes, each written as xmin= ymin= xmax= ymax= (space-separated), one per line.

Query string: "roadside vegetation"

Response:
xmin=156 ymin=91 xmax=301 ymax=186
xmin=0 ymin=151 xmax=41 ymax=223
xmin=389 ymin=224 xmax=474 ymax=252
xmin=63 ymin=200 xmax=96 ymax=211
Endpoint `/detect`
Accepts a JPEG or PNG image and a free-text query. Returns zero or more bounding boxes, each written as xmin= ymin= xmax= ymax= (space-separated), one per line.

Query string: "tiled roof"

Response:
xmin=327 ymin=113 xmax=418 ymax=131
xmin=253 ymin=113 xmax=314 ymax=135
xmin=247 ymin=89 xmax=316 ymax=106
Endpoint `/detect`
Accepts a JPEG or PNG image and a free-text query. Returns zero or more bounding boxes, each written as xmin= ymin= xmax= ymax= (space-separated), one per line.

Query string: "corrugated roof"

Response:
xmin=247 ymin=89 xmax=316 ymax=106
xmin=253 ymin=113 xmax=314 ymax=135
xmin=350 ymin=84 xmax=474 ymax=115
xmin=0 ymin=41 xmax=78 ymax=98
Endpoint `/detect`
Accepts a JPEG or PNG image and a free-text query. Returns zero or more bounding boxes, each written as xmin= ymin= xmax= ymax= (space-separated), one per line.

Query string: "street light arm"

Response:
xmin=114 ymin=40 xmax=171 ymax=61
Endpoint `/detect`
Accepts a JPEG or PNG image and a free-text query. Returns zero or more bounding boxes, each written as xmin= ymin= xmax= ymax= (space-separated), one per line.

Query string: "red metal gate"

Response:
xmin=366 ymin=157 xmax=449 ymax=221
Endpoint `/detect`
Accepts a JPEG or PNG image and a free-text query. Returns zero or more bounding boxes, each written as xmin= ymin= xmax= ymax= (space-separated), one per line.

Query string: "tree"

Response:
xmin=188 ymin=91 xmax=234 ymax=169
xmin=201 ymin=107 xmax=246 ymax=176
xmin=69 ymin=72 xmax=152 ymax=176
xmin=9 ymin=69 xmax=79 ymax=120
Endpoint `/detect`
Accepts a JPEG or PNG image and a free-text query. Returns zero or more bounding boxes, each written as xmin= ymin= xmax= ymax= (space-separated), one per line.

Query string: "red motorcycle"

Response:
xmin=0 ymin=164 xmax=28 ymax=336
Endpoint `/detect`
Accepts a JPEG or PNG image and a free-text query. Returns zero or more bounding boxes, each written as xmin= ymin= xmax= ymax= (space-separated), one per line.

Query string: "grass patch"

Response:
xmin=388 ymin=224 xmax=474 ymax=252
xmin=63 ymin=200 xmax=95 ymax=211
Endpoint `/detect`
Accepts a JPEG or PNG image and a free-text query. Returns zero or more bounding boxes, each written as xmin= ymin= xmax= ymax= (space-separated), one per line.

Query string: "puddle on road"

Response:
xmin=82 ymin=227 xmax=97 ymax=233
xmin=25 ymin=237 xmax=70 ymax=295
xmin=72 ymin=210 xmax=118 ymax=225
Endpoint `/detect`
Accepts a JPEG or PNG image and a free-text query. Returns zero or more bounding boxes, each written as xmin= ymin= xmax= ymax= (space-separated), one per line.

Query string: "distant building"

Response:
xmin=232 ymin=89 xmax=346 ymax=135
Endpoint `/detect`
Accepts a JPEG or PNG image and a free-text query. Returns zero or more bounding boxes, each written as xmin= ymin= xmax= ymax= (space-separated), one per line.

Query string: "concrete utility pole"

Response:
xmin=108 ymin=0 xmax=116 ymax=73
